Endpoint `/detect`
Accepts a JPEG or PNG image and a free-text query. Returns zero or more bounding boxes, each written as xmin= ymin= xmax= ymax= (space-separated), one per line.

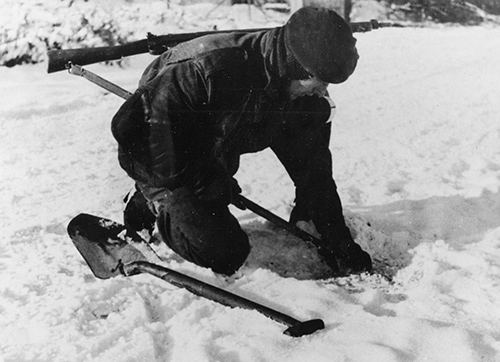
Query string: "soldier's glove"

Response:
xmin=321 ymin=235 xmax=372 ymax=276
xmin=316 ymin=245 xmax=341 ymax=274
xmin=193 ymin=168 xmax=242 ymax=206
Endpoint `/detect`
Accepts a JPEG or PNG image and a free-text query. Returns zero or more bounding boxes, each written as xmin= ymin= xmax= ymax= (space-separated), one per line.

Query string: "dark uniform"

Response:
xmin=112 ymin=8 xmax=371 ymax=275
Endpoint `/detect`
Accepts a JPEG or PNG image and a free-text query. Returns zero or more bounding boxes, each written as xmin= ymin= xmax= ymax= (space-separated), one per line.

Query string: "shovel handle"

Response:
xmin=124 ymin=261 xmax=324 ymax=337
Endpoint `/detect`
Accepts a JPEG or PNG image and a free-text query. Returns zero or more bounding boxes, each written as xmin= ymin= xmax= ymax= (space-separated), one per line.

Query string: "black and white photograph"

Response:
xmin=1 ymin=0 xmax=500 ymax=360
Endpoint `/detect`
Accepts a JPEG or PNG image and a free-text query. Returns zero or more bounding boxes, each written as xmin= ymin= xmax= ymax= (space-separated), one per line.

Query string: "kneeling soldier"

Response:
xmin=112 ymin=7 xmax=372 ymax=276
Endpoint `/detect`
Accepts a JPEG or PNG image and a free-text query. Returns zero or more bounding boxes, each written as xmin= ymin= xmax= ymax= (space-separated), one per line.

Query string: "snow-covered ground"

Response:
xmin=1 ymin=17 xmax=500 ymax=362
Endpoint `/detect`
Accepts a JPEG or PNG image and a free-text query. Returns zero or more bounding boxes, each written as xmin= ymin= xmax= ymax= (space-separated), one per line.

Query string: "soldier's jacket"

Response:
xmin=112 ymin=27 xmax=350 ymax=240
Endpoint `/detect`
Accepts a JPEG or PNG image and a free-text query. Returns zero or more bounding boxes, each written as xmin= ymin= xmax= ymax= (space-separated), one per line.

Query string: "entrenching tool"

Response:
xmin=68 ymin=213 xmax=325 ymax=337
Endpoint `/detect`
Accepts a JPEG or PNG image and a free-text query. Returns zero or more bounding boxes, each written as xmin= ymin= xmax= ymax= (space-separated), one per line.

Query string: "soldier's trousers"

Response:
xmin=132 ymin=185 xmax=250 ymax=276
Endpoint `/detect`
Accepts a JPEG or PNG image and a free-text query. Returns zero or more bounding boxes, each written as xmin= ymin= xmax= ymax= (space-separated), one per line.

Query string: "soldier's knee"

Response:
xmin=203 ymin=230 xmax=251 ymax=275
xmin=156 ymin=206 xmax=251 ymax=276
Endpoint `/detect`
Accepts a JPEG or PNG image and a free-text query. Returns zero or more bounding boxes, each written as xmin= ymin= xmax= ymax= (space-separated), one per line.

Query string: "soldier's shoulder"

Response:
xmin=140 ymin=34 xmax=251 ymax=84
xmin=193 ymin=46 xmax=249 ymax=76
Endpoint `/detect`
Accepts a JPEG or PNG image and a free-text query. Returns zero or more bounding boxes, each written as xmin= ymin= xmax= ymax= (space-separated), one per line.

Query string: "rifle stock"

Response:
xmin=47 ymin=39 xmax=149 ymax=74
xmin=47 ymin=20 xmax=392 ymax=74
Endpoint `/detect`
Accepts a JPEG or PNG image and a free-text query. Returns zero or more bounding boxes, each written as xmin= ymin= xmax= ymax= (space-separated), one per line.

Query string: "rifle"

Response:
xmin=47 ymin=20 xmax=397 ymax=73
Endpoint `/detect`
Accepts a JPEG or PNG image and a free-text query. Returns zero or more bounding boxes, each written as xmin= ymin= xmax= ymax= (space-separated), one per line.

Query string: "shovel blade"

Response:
xmin=67 ymin=213 xmax=147 ymax=279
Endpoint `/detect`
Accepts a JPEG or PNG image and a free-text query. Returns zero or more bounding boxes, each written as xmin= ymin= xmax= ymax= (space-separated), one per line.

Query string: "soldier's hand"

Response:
xmin=320 ymin=238 xmax=372 ymax=276
xmin=195 ymin=171 xmax=241 ymax=207
xmin=229 ymin=180 xmax=247 ymax=210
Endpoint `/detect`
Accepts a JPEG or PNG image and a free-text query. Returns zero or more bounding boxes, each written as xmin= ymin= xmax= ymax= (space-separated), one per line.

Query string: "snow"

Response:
xmin=1 ymin=11 xmax=500 ymax=362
